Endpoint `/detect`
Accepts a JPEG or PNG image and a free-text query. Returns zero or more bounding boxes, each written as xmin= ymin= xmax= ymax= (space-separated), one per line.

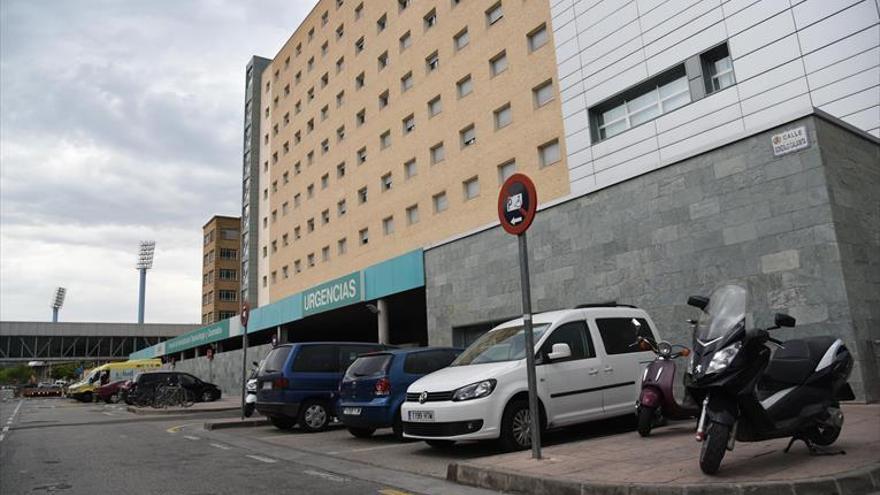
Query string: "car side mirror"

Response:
xmin=687 ymin=296 xmax=709 ymax=310
xmin=547 ymin=343 xmax=572 ymax=361
xmin=775 ymin=313 xmax=796 ymax=328
xmin=252 ymin=361 xmax=259 ymax=367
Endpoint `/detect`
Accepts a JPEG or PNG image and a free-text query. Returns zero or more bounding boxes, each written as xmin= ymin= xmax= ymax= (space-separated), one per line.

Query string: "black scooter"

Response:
xmin=687 ymin=283 xmax=854 ymax=474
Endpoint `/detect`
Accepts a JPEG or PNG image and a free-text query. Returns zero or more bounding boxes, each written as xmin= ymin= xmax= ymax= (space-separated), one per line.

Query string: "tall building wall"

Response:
xmin=202 ymin=216 xmax=242 ymax=324
xmin=255 ymin=0 xmax=571 ymax=306
xmin=549 ymin=0 xmax=880 ymax=196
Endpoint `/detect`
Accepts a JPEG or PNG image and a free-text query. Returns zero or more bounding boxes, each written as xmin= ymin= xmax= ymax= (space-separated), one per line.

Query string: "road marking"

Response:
xmin=0 ymin=434 xmax=4 ymax=442
xmin=183 ymin=435 xmax=200 ymax=441
xmin=303 ymin=470 xmax=347 ymax=482
xmin=102 ymin=412 xmax=115 ymax=416
xmin=327 ymin=443 xmax=411 ymax=455
xmin=209 ymin=443 xmax=231 ymax=450
xmin=2 ymin=427 xmax=9 ymax=433
xmin=166 ymin=425 xmax=185 ymax=433
xmin=379 ymin=490 xmax=414 ymax=495
xmin=245 ymin=454 xmax=278 ymax=464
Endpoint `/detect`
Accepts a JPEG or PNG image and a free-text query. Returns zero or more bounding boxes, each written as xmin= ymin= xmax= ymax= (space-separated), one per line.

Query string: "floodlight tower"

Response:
xmin=136 ymin=240 xmax=156 ymax=324
xmin=51 ymin=287 xmax=66 ymax=323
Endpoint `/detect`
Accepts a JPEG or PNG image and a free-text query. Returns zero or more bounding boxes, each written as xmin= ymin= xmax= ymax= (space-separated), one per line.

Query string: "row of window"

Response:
xmin=202 ymin=269 xmax=238 ymax=285
xmin=202 ymin=248 xmax=239 ymax=266
xmin=201 ymin=290 xmax=238 ymax=307
xmin=201 ymin=310 xmax=238 ymax=325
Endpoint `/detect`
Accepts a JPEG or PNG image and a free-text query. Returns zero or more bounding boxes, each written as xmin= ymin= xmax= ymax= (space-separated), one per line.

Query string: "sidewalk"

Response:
xmin=127 ymin=396 xmax=241 ymax=415
xmin=448 ymin=404 xmax=880 ymax=495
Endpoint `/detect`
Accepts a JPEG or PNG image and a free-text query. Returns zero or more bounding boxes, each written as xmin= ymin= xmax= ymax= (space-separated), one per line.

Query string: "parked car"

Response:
xmin=95 ymin=380 xmax=127 ymax=403
xmin=68 ymin=359 xmax=162 ymax=402
xmin=401 ymin=304 xmax=660 ymax=451
xmin=126 ymin=371 xmax=221 ymax=405
xmin=256 ymin=342 xmax=392 ymax=432
xmin=337 ymin=347 xmax=462 ymax=439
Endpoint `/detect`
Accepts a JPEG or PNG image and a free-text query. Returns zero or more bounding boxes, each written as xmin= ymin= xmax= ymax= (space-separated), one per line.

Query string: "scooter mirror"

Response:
xmin=252 ymin=361 xmax=259 ymax=367
xmin=639 ymin=340 xmax=652 ymax=351
xmin=687 ymin=296 xmax=709 ymax=310
xmin=774 ymin=313 xmax=796 ymax=328
xmin=680 ymin=348 xmax=690 ymax=357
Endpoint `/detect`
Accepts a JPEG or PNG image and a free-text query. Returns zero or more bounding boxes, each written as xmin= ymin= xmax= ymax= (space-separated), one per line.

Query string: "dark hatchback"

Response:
xmin=125 ymin=371 xmax=221 ymax=405
xmin=337 ymin=347 xmax=461 ymax=439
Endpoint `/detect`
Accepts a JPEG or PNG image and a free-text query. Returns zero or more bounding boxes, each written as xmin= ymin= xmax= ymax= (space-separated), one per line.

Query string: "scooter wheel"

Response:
xmin=244 ymin=403 xmax=255 ymax=418
xmin=700 ymin=422 xmax=729 ymax=475
xmin=637 ymin=407 xmax=655 ymax=437
xmin=809 ymin=424 xmax=841 ymax=446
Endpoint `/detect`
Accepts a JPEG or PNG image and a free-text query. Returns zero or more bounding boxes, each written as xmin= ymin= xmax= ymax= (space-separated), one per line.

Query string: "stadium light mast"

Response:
xmin=51 ymin=287 xmax=66 ymax=323
xmin=136 ymin=240 xmax=156 ymax=324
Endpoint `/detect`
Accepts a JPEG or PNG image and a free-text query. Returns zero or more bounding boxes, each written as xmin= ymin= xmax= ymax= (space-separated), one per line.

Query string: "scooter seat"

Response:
xmin=763 ymin=336 xmax=836 ymax=386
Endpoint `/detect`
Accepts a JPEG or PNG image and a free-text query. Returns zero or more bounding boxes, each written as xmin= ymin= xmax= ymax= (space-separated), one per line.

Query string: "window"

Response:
xmin=336 ymin=23 xmax=344 ymax=39
xmin=403 ymin=114 xmax=415 ymax=134
xmin=454 ymin=28 xmax=469 ymax=51
xmin=292 ymin=345 xmax=337 ymax=373
xmin=271 ymin=210 xmax=277 ymax=223
xmin=308 ymin=27 xmax=315 ymax=41
xmin=294 ymin=226 xmax=301 ymax=239
xmin=401 ymin=72 xmax=413 ymax=92
xmin=337 ymin=161 xmax=346 ymax=178
xmin=406 ymin=204 xmax=419 ymax=225
xmin=457 ymin=75 xmax=473 ymax=97
xmin=336 ymin=90 xmax=345 ymax=107
xmin=539 ymin=139 xmax=561 ymax=167
xmin=381 ymin=173 xmax=392 ymax=191
xmin=486 ymin=2 xmax=503 ymax=25
xmin=425 ymin=51 xmax=439 ymax=72
xmin=294 ymin=162 xmax=302 ymax=175
xmin=337 ymin=238 xmax=347 ymax=255
xmin=295 ymin=43 xmax=302 ymax=55
xmin=284 ymin=84 xmax=290 ymax=96
xmin=295 ymin=100 xmax=302 ymax=113
xmin=337 ymin=199 xmax=347 ymax=216
xmin=355 ymin=36 xmax=365 ymax=53
xmin=295 ymin=71 xmax=301 ymax=84
xmin=321 ymin=11 xmax=328 ymax=26
xmin=219 ymin=248 xmax=238 ymax=260
xmin=322 ymin=41 xmax=329 ymax=57
xmin=703 ymin=44 xmax=735 ymax=94
xmin=219 ymin=290 xmax=237 ymax=302
xmin=307 ymin=57 xmax=315 ymax=72
xmin=380 ymin=130 xmax=391 ymax=149
xmin=494 ymin=103 xmax=512 ymax=129
xmin=498 ymin=159 xmax=516 ymax=183
xmin=219 ymin=269 xmax=237 ymax=280
xmin=424 ymin=9 xmax=437 ymax=29
xmin=377 ymin=14 xmax=387 ymax=32
xmin=262 ymin=276 xmax=267 ymax=287
xmin=307 ymin=118 xmax=314 ymax=132
xmin=307 ymin=183 xmax=314 ymax=197
xmin=433 ymin=191 xmax=448 ymax=213
xmin=336 ymin=56 xmax=345 ymax=73
xmin=357 ymin=147 xmax=367 ymax=164
xmin=282 ymin=201 xmax=289 ymax=215
xmin=294 ymin=131 xmax=301 ymax=144
xmin=593 ymin=67 xmax=690 ymax=140
xmin=528 ymin=24 xmax=548 ymax=52
xmin=428 ymin=95 xmax=442 ymax=117
xmin=321 ymin=105 xmax=329 ymax=120
xmin=399 ymin=31 xmax=412 ymax=51
xmin=533 ymin=80 xmax=554 ymax=107
xmin=322 ymin=246 xmax=330 ymax=262
xmin=463 ymin=176 xmax=480 ymax=200
xmin=398 ymin=0 xmax=410 ymax=12
xmin=538 ymin=322 xmax=592 ymax=364
xmin=294 ymin=193 xmax=301 ymax=207
xmin=378 ymin=90 xmax=390 ymax=108
xmin=356 ymin=108 xmax=366 ymax=126
xmin=321 ymin=139 xmax=329 ymax=154
xmin=460 ymin=124 xmax=476 ymax=147
xmin=596 ymin=318 xmax=654 ymax=355
xmin=358 ymin=186 xmax=368 ymax=203
xmin=355 ymin=2 xmax=363 ymax=18
xmin=337 ymin=125 xmax=345 ymax=142
xmin=307 ymin=253 xmax=315 ymax=267
xmin=321 ymin=173 xmax=329 ymax=189
xmin=282 ymin=265 xmax=289 ymax=279
xmin=378 ymin=51 xmax=388 ymax=70
xmin=404 ymin=158 xmax=417 ymax=179
xmin=490 ymin=51 xmax=508 ymax=76
xmin=282 ymin=171 xmax=290 ymax=184
xmin=307 ymin=218 xmax=315 ymax=232
xmin=359 ymin=228 xmax=369 ymax=245
xmin=321 ymin=72 xmax=329 ymax=88
xmin=430 ymin=142 xmax=445 ymax=163
xmin=283 ymin=112 xmax=290 ymax=126
xmin=355 ymin=72 xmax=365 ymax=89
xmin=383 ymin=216 xmax=395 ymax=235
xmin=282 ymin=233 xmax=289 ymax=246
xmin=294 ymin=259 xmax=301 ymax=272
xmin=322 ymin=209 xmax=330 ymax=224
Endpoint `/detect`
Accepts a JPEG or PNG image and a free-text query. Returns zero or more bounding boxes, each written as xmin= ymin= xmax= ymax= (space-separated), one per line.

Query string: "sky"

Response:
xmin=0 ymin=0 xmax=319 ymax=323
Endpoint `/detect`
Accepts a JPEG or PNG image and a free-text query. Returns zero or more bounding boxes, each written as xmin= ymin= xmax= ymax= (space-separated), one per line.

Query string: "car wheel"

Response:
xmin=425 ymin=440 xmax=456 ymax=449
xmin=109 ymin=393 xmax=121 ymax=404
xmin=392 ymin=409 xmax=405 ymax=441
xmin=499 ymin=400 xmax=535 ymax=452
xmin=201 ymin=391 xmax=213 ymax=402
xmin=81 ymin=392 xmax=93 ymax=403
xmin=298 ymin=400 xmax=330 ymax=432
xmin=347 ymin=427 xmax=376 ymax=438
xmin=269 ymin=415 xmax=296 ymax=430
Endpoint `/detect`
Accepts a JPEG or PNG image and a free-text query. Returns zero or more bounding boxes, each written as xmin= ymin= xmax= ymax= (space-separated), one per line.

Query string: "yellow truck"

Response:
xmin=67 ymin=359 xmax=162 ymax=402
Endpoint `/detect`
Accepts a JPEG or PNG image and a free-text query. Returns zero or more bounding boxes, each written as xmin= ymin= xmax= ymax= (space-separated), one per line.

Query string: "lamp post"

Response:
xmin=136 ymin=241 xmax=156 ymax=324
xmin=51 ymin=287 xmax=66 ymax=323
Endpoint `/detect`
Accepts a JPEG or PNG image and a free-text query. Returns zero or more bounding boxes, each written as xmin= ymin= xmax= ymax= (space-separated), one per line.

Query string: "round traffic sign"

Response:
xmin=497 ymin=173 xmax=538 ymax=235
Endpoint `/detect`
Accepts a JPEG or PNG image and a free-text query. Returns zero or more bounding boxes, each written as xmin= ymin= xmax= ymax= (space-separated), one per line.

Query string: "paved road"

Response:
xmin=0 ymin=398 xmax=445 ymax=495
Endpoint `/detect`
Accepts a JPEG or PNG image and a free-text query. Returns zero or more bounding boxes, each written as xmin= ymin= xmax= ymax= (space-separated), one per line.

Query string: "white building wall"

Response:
xmin=551 ymin=0 xmax=880 ymax=196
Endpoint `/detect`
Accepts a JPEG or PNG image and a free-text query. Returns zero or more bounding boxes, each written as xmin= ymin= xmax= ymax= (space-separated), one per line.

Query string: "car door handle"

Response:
xmin=588 ymin=369 xmax=599 ymax=375
xmin=603 ymin=366 xmax=613 ymax=373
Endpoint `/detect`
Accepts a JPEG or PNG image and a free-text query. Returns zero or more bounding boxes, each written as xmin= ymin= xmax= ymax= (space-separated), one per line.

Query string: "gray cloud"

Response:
xmin=0 ymin=0 xmax=317 ymax=322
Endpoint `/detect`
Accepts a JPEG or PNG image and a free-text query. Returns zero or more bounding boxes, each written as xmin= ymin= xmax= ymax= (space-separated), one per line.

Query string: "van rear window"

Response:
xmin=344 ymin=354 xmax=391 ymax=379
xmin=595 ymin=318 xmax=654 ymax=355
xmin=403 ymin=350 xmax=460 ymax=374
xmin=261 ymin=346 xmax=293 ymax=373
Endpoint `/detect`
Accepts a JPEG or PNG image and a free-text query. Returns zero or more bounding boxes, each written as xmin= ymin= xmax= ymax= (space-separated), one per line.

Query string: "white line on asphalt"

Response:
xmin=2 ymin=427 xmax=9 ymax=433
xmin=245 ymin=454 xmax=278 ymax=464
xmin=303 ymin=470 xmax=348 ymax=482
xmin=102 ymin=412 xmax=115 ymax=416
xmin=183 ymin=435 xmax=200 ymax=441
xmin=326 ymin=443 xmax=411 ymax=455
xmin=0 ymin=434 xmax=4 ymax=442
xmin=209 ymin=443 xmax=231 ymax=450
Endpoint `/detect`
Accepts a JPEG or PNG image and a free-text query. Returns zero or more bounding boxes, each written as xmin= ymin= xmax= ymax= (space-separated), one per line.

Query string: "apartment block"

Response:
xmin=202 ymin=216 xmax=241 ymax=324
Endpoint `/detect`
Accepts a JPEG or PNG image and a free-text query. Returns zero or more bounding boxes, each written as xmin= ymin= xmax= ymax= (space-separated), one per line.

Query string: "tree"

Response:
xmin=0 ymin=365 xmax=32 ymax=384
xmin=50 ymin=363 xmax=78 ymax=380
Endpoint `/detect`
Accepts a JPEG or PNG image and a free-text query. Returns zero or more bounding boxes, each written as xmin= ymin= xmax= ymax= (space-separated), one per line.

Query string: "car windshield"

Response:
xmin=451 ymin=324 xmax=551 ymax=366
xmin=344 ymin=354 xmax=392 ymax=379
xmin=260 ymin=346 xmax=293 ymax=374
xmin=697 ymin=284 xmax=748 ymax=343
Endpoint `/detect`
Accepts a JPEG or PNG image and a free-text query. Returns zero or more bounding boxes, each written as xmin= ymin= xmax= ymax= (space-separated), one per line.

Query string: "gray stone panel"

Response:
xmin=172 ymin=343 xmax=273 ymax=398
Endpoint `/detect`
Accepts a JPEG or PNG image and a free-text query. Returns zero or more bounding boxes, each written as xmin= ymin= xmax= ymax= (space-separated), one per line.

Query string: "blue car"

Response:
xmin=256 ymin=342 xmax=391 ymax=431
xmin=337 ymin=347 xmax=462 ymax=439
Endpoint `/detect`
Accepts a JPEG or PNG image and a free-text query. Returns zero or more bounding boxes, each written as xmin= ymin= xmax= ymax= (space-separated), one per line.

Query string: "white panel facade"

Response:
xmin=551 ymin=0 xmax=880 ymax=196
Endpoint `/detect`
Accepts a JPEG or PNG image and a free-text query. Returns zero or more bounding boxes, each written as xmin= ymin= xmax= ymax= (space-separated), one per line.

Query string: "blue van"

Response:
xmin=337 ymin=347 xmax=461 ymax=439
xmin=256 ymin=342 xmax=390 ymax=431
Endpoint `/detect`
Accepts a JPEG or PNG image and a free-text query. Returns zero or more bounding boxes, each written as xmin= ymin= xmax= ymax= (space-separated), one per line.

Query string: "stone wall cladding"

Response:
xmin=424 ymin=114 xmax=879 ymax=400
xmin=172 ymin=343 xmax=273 ymax=398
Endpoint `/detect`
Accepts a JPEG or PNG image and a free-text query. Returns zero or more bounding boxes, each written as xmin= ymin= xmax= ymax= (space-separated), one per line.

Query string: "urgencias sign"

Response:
xmin=302 ymin=272 xmax=361 ymax=317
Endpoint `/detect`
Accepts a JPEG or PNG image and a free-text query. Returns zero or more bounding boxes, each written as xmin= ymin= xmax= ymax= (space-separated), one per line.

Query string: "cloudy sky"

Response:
xmin=0 ymin=0 xmax=318 ymax=323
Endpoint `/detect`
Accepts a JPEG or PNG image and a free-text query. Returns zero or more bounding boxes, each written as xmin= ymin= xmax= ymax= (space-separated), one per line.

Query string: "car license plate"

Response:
xmin=343 ymin=407 xmax=361 ymax=416
xmin=408 ymin=410 xmax=434 ymax=422
xmin=261 ymin=381 xmax=272 ymax=390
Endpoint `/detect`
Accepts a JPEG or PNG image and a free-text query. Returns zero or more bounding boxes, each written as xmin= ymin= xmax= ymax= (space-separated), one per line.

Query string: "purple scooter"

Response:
xmin=635 ymin=336 xmax=699 ymax=437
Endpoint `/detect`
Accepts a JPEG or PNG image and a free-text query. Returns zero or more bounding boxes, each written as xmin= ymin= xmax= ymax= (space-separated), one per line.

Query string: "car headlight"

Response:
xmin=452 ymin=379 xmax=496 ymax=401
xmin=706 ymin=342 xmax=742 ymax=374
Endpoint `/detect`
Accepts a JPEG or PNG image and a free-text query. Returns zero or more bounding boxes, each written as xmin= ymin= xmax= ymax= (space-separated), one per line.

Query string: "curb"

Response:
xmin=204 ymin=418 xmax=271 ymax=431
xmin=447 ymin=461 xmax=880 ymax=495
xmin=126 ymin=405 xmax=239 ymax=415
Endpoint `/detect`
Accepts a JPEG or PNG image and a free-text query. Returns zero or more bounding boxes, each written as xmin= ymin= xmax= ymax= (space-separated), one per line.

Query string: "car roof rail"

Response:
xmin=574 ymin=301 xmax=638 ymax=309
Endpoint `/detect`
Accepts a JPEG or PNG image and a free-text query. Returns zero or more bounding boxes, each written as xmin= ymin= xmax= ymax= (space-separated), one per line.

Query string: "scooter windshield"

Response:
xmin=697 ymin=284 xmax=747 ymax=343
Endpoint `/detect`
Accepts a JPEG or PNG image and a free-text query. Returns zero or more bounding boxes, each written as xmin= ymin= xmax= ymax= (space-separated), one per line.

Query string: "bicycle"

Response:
xmin=152 ymin=384 xmax=194 ymax=408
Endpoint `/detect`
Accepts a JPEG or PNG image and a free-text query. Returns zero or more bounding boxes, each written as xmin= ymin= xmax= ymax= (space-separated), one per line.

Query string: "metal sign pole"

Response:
xmin=518 ymin=232 xmax=542 ymax=460
xmin=240 ymin=302 xmax=250 ymax=421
